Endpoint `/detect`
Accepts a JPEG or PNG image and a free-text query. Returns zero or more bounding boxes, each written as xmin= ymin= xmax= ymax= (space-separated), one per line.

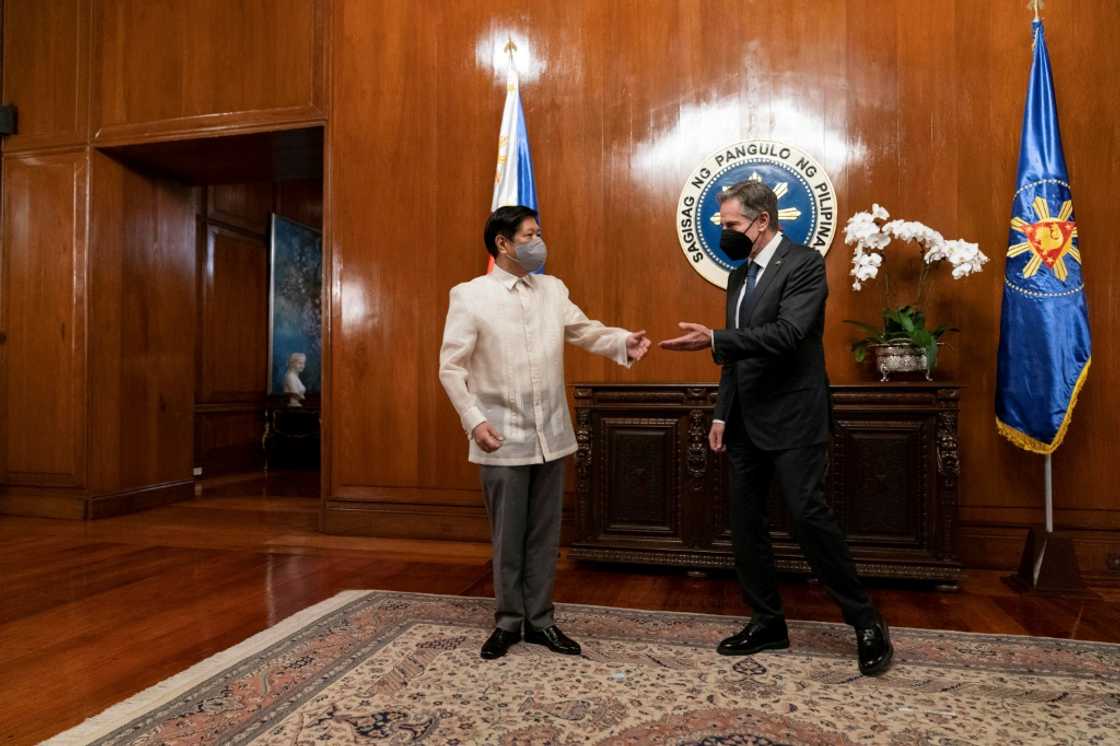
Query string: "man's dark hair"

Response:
xmin=484 ymin=205 xmax=539 ymax=257
xmin=717 ymin=179 xmax=780 ymax=229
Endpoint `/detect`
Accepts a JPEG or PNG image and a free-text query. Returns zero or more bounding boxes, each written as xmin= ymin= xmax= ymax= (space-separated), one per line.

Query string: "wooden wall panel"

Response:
xmin=198 ymin=225 xmax=268 ymax=402
xmin=88 ymin=151 xmax=196 ymax=492
xmin=1050 ymin=4 xmax=1120 ymax=534
xmin=207 ymin=182 xmax=274 ymax=235
xmin=327 ymin=0 xmax=1120 ymax=570
xmin=275 ymin=179 xmax=324 ymax=230
xmin=0 ymin=152 xmax=88 ymax=486
xmin=194 ymin=404 xmax=264 ymax=476
xmin=331 ymin=0 xmax=433 ymax=491
xmin=90 ymin=0 xmax=325 ymax=143
xmin=1 ymin=0 xmax=89 ymax=152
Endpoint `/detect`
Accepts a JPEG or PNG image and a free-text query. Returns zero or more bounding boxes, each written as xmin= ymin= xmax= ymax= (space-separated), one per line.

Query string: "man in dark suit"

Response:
xmin=661 ymin=179 xmax=893 ymax=676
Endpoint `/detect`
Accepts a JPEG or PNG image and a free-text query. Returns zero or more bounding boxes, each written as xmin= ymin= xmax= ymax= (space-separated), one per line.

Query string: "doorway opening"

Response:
xmin=99 ymin=126 xmax=325 ymax=504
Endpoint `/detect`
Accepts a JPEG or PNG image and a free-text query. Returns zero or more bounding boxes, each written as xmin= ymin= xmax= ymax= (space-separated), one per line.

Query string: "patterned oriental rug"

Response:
xmin=46 ymin=591 xmax=1120 ymax=745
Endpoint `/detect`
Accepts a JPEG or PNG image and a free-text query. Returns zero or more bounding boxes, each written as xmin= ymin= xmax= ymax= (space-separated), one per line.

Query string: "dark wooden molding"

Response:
xmin=0 ymin=479 xmax=193 ymax=520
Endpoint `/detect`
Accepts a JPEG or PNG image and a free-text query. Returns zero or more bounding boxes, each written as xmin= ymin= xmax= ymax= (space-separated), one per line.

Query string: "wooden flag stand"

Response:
xmin=1004 ymin=526 xmax=1097 ymax=598
xmin=1003 ymin=455 xmax=1098 ymax=598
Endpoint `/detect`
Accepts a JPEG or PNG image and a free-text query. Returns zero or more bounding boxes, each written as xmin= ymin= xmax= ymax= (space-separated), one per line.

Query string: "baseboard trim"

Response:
xmin=322 ymin=501 xmax=491 ymax=542
xmin=321 ymin=503 xmax=1119 ymax=585
xmin=0 ymin=489 xmax=90 ymax=519
xmin=86 ymin=480 xmax=195 ymax=519
xmin=960 ymin=523 xmax=1120 ymax=585
xmin=332 ymin=485 xmax=484 ymax=507
xmin=0 ymin=479 xmax=194 ymax=520
xmin=322 ymin=499 xmax=576 ymax=544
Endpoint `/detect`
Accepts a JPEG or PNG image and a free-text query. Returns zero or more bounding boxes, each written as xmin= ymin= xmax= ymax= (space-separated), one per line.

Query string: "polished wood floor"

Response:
xmin=2 ymin=473 xmax=1118 ymax=745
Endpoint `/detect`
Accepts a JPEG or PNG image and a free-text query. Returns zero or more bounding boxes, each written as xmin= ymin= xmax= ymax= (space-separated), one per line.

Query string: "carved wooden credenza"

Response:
xmin=570 ymin=383 xmax=962 ymax=587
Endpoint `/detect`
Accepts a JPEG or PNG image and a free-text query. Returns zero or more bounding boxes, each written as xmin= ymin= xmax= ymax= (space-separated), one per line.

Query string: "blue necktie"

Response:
xmin=737 ymin=261 xmax=761 ymax=329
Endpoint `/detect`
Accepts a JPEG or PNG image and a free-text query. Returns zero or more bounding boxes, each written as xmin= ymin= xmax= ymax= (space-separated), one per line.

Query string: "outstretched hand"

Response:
xmin=627 ymin=330 xmax=652 ymax=362
xmin=659 ymin=322 xmax=714 ymax=352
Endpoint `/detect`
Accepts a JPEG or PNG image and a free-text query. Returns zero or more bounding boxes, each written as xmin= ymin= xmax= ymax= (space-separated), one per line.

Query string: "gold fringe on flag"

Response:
xmin=996 ymin=357 xmax=1091 ymax=454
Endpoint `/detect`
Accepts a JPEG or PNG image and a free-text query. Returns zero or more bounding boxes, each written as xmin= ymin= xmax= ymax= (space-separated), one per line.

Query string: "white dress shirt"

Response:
xmin=713 ymin=231 xmax=783 ymax=426
xmin=439 ymin=265 xmax=633 ymax=466
xmin=733 ymin=231 xmax=783 ymax=327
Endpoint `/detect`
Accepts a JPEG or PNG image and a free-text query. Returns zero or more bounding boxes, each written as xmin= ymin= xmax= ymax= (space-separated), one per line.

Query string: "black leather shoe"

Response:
xmin=480 ymin=628 xmax=520 ymax=659
xmin=717 ymin=620 xmax=790 ymax=656
xmin=524 ymin=624 xmax=582 ymax=655
xmin=856 ymin=617 xmax=893 ymax=676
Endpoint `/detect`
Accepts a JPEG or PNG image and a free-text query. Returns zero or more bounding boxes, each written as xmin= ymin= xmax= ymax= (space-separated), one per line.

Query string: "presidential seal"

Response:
xmin=676 ymin=140 xmax=838 ymax=288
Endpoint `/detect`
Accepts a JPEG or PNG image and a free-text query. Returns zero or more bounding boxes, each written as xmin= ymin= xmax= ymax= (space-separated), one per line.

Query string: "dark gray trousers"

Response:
xmin=725 ymin=404 xmax=876 ymax=629
xmin=479 ymin=458 xmax=566 ymax=633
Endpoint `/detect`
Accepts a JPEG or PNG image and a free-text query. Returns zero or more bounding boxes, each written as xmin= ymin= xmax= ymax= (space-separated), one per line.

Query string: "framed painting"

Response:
xmin=268 ymin=214 xmax=322 ymax=397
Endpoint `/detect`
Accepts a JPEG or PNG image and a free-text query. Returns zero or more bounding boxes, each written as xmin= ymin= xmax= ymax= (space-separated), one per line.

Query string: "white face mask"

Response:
xmin=506 ymin=236 xmax=547 ymax=273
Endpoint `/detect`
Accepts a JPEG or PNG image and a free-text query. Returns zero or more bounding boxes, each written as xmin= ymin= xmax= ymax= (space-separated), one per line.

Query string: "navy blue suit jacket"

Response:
xmin=712 ymin=237 xmax=831 ymax=450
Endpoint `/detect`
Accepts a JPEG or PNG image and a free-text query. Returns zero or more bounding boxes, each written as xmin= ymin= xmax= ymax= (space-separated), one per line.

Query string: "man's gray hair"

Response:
xmin=717 ymin=179 xmax=779 ymax=228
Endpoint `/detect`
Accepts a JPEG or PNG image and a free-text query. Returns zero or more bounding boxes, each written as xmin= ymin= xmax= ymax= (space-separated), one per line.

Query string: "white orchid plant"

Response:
xmin=843 ymin=204 xmax=989 ymax=373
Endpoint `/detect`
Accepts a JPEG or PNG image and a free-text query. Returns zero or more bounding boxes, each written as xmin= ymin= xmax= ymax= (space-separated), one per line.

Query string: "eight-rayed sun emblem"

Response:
xmin=709 ymin=172 xmax=803 ymax=226
xmin=1007 ymin=196 xmax=1081 ymax=281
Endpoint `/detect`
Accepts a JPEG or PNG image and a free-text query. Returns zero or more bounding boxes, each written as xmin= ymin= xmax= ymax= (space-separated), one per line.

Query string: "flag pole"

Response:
xmin=1032 ymin=0 xmax=1051 ymax=542
xmin=1030 ymin=0 xmax=1057 ymax=584
xmin=1035 ymin=0 xmax=1050 ymax=540
xmin=1032 ymin=453 xmax=1053 ymax=583
xmin=1044 ymin=454 xmax=1053 ymax=533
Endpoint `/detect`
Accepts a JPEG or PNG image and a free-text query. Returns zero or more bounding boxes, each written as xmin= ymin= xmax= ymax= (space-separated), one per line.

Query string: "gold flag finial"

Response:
xmin=504 ymin=36 xmax=518 ymax=61
xmin=1028 ymin=0 xmax=1044 ymax=20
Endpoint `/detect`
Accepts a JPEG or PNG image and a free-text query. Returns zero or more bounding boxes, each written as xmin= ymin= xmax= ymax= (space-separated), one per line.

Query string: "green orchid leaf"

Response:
xmin=911 ymin=328 xmax=934 ymax=348
xmin=928 ymin=325 xmax=959 ymax=339
xmin=843 ymin=320 xmax=885 ymax=337
xmin=883 ymin=310 xmax=906 ymax=336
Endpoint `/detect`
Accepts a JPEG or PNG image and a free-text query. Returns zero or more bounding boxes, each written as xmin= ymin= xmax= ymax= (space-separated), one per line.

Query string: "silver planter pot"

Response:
xmin=869 ymin=342 xmax=938 ymax=382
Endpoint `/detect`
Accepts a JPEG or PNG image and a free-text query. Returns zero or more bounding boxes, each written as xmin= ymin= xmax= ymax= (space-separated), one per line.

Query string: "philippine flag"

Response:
xmin=487 ymin=59 xmax=539 ymax=273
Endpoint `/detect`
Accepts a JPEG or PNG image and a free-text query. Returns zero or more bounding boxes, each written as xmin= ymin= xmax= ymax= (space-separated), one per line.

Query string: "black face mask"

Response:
xmin=719 ymin=217 xmax=759 ymax=261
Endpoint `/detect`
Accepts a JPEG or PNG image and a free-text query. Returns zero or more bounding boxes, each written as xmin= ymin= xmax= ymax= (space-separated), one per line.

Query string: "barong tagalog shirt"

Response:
xmin=439 ymin=265 xmax=632 ymax=466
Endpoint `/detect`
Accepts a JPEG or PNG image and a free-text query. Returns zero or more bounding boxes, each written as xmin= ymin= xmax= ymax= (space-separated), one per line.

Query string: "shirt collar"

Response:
xmin=489 ymin=263 xmax=530 ymax=291
xmin=751 ymin=231 xmax=783 ymax=271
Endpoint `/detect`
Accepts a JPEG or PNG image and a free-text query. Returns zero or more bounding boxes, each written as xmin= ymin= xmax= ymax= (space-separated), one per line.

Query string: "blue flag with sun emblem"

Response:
xmin=995 ymin=19 xmax=1091 ymax=454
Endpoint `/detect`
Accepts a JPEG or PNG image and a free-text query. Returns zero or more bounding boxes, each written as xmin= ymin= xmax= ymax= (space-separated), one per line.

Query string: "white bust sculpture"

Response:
xmin=283 ymin=352 xmax=307 ymax=407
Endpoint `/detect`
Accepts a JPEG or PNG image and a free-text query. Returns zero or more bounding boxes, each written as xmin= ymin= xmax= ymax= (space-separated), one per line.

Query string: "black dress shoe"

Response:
xmin=524 ymin=624 xmax=582 ymax=655
xmin=856 ymin=617 xmax=894 ymax=676
xmin=480 ymin=628 xmax=520 ymax=659
xmin=717 ymin=620 xmax=791 ymax=656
